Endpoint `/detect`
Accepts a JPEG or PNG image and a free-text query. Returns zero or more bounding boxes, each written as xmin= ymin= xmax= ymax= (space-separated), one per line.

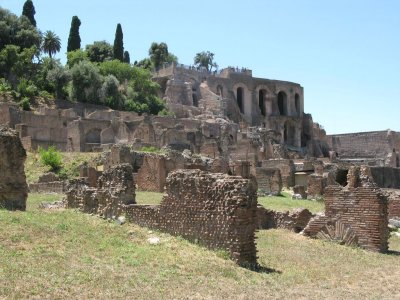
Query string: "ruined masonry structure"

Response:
xmin=125 ymin=169 xmax=259 ymax=267
xmin=66 ymin=164 xmax=136 ymax=218
xmin=0 ymin=126 xmax=28 ymax=210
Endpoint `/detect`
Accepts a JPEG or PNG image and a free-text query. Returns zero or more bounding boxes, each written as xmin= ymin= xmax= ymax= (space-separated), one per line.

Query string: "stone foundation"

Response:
xmin=257 ymin=206 xmax=313 ymax=232
xmin=0 ymin=126 xmax=28 ymax=210
xmin=125 ymin=169 xmax=258 ymax=267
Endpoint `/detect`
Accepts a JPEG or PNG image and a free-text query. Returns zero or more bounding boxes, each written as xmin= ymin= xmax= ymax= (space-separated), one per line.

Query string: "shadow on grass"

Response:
xmin=243 ymin=263 xmax=282 ymax=274
xmin=386 ymin=250 xmax=400 ymax=256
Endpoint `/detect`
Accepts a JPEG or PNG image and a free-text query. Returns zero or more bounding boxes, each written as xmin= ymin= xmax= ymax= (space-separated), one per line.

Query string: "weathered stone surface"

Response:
xmin=257 ymin=206 xmax=313 ymax=232
xmin=66 ymin=164 xmax=136 ymax=218
xmin=0 ymin=126 xmax=28 ymax=210
xmin=125 ymin=169 xmax=258 ymax=267
xmin=38 ymin=172 xmax=60 ymax=183
xmin=255 ymin=167 xmax=282 ymax=195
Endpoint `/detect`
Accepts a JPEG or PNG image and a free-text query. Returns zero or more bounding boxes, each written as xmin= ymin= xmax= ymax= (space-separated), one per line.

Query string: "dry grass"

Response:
xmin=135 ymin=191 xmax=164 ymax=205
xmin=0 ymin=193 xmax=399 ymax=299
xmin=25 ymin=151 xmax=99 ymax=183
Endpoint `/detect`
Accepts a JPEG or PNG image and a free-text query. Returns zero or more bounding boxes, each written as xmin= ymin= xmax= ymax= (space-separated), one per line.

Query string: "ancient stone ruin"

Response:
xmin=0 ymin=126 xmax=28 ymax=210
xmin=303 ymin=167 xmax=389 ymax=252
xmin=66 ymin=163 xmax=136 ymax=219
xmin=125 ymin=169 xmax=259 ymax=267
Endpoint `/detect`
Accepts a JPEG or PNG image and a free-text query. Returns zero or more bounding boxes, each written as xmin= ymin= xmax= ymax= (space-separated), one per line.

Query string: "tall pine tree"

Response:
xmin=67 ymin=16 xmax=81 ymax=52
xmin=22 ymin=0 xmax=36 ymax=27
xmin=113 ymin=23 xmax=124 ymax=61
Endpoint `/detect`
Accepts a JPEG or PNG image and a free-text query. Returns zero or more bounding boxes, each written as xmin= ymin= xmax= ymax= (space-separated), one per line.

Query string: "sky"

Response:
xmin=1 ymin=0 xmax=399 ymax=134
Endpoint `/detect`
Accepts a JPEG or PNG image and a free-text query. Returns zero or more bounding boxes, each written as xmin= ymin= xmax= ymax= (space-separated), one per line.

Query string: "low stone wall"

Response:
xmin=303 ymin=185 xmax=389 ymax=252
xmin=66 ymin=164 xmax=136 ymax=219
xmin=125 ymin=169 xmax=258 ymax=267
xmin=255 ymin=167 xmax=282 ymax=195
xmin=29 ymin=181 xmax=67 ymax=193
xmin=0 ymin=126 xmax=28 ymax=210
xmin=257 ymin=206 xmax=313 ymax=232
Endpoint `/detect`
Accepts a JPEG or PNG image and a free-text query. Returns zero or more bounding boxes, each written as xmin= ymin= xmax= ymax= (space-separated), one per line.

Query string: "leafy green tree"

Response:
xmin=22 ymin=0 xmax=36 ymax=27
xmin=101 ymin=75 xmax=121 ymax=109
xmin=98 ymin=59 xmax=135 ymax=82
xmin=135 ymin=58 xmax=152 ymax=70
xmin=47 ymin=61 xmax=71 ymax=99
xmin=67 ymin=16 xmax=81 ymax=52
xmin=86 ymin=40 xmax=113 ymax=63
xmin=194 ymin=51 xmax=218 ymax=71
xmin=69 ymin=60 xmax=102 ymax=103
xmin=42 ymin=31 xmax=61 ymax=58
xmin=0 ymin=8 xmax=41 ymax=51
xmin=113 ymin=23 xmax=124 ymax=61
xmin=0 ymin=45 xmax=37 ymax=84
xmin=149 ymin=42 xmax=177 ymax=69
xmin=66 ymin=49 xmax=88 ymax=67
xmin=123 ymin=50 xmax=130 ymax=64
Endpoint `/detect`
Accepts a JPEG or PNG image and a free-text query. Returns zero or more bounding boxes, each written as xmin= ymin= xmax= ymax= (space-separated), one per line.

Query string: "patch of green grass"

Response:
xmin=25 ymin=152 xmax=99 ymax=183
xmin=0 ymin=193 xmax=399 ymax=299
xmin=135 ymin=191 xmax=164 ymax=205
xmin=258 ymin=192 xmax=324 ymax=213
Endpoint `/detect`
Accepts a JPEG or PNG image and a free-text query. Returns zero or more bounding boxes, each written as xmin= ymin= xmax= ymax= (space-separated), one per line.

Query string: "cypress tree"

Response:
xmin=123 ymin=51 xmax=130 ymax=64
xmin=67 ymin=16 xmax=81 ymax=52
xmin=22 ymin=0 xmax=36 ymax=27
xmin=113 ymin=23 xmax=124 ymax=61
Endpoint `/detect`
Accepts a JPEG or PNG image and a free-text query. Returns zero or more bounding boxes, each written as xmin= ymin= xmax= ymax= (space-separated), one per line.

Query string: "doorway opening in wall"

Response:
xmin=278 ymin=91 xmax=287 ymax=115
xmin=237 ymin=87 xmax=244 ymax=113
xmin=295 ymin=93 xmax=300 ymax=116
xmin=336 ymin=169 xmax=348 ymax=186
xmin=192 ymin=93 xmax=198 ymax=107
xmin=259 ymin=90 xmax=266 ymax=116
xmin=284 ymin=122 xmax=295 ymax=147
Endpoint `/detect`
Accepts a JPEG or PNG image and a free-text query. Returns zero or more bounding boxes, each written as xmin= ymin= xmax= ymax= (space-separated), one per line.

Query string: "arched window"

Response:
xmin=259 ymin=90 xmax=266 ymax=116
xmin=295 ymin=93 xmax=300 ymax=116
xmin=277 ymin=91 xmax=287 ymax=116
xmin=237 ymin=87 xmax=244 ymax=113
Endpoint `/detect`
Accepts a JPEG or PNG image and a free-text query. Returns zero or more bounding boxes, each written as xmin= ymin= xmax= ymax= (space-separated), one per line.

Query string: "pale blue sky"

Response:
xmin=2 ymin=0 xmax=399 ymax=134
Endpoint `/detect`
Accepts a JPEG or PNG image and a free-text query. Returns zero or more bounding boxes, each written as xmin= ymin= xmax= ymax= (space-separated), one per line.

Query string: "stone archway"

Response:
xmin=278 ymin=91 xmax=287 ymax=116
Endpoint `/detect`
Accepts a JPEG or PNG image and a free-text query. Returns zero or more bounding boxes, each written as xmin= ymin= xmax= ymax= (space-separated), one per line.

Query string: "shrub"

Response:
xmin=20 ymin=97 xmax=30 ymax=111
xmin=38 ymin=146 xmax=62 ymax=171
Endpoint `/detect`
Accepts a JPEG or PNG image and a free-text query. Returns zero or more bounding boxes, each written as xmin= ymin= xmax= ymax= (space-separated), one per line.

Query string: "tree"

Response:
xmin=123 ymin=50 xmax=130 ymax=64
xmin=194 ymin=51 xmax=218 ymax=72
xmin=42 ymin=31 xmax=61 ymax=58
xmin=149 ymin=42 xmax=177 ymax=69
xmin=22 ymin=0 xmax=36 ymax=27
xmin=47 ymin=61 xmax=71 ymax=99
xmin=86 ymin=40 xmax=113 ymax=63
xmin=69 ymin=61 xmax=102 ymax=103
xmin=67 ymin=16 xmax=81 ymax=52
xmin=113 ymin=23 xmax=124 ymax=61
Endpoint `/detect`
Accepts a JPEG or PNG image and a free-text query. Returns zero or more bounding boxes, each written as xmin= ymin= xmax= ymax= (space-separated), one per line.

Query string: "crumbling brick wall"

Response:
xmin=0 ymin=126 xmax=28 ymax=210
xmin=261 ymin=159 xmax=295 ymax=188
xmin=125 ymin=169 xmax=258 ymax=267
xmin=66 ymin=164 xmax=136 ymax=218
xmin=257 ymin=207 xmax=313 ymax=232
xmin=136 ymin=154 xmax=167 ymax=192
xmin=303 ymin=185 xmax=389 ymax=252
xmin=384 ymin=190 xmax=400 ymax=219
xmin=307 ymin=174 xmax=327 ymax=198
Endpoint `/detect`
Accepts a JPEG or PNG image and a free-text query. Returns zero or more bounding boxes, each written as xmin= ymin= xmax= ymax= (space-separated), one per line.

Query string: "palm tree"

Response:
xmin=42 ymin=30 xmax=61 ymax=59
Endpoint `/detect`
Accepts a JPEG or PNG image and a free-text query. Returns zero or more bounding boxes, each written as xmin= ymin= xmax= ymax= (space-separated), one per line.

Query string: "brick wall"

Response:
xmin=29 ymin=181 xmax=67 ymax=193
xmin=136 ymin=154 xmax=167 ymax=192
xmin=261 ymin=159 xmax=295 ymax=187
xmin=125 ymin=169 xmax=258 ymax=267
xmin=303 ymin=185 xmax=389 ymax=252
xmin=384 ymin=190 xmax=400 ymax=219
xmin=307 ymin=174 xmax=327 ymax=198
xmin=257 ymin=206 xmax=312 ymax=232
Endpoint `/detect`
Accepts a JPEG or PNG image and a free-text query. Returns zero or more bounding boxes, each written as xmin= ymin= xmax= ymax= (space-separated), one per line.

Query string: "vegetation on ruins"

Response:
xmin=113 ymin=23 xmax=124 ymax=62
xmin=67 ymin=16 xmax=81 ymax=52
xmin=0 ymin=2 xmax=168 ymax=115
xmin=194 ymin=51 xmax=218 ymax=71
xmin=38 ymin=146 xmax=63 ymax=171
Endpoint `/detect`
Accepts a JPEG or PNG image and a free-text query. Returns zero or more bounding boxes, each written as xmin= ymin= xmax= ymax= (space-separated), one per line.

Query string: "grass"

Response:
xmin=0 ymin=193 xmax=399 ymax=299
xmin=258 ymin=191 xmax=325 ymax=213
xmin=25 ymin=151 xmax=99 ymax=183
xmin=135 ymin=191 xmax=164 ymax=205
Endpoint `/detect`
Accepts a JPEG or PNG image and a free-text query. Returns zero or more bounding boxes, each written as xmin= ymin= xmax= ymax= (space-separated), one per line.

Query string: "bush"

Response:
xmin=38 ymin=146 xmax=62 ymax=171
xmin=139 ymin=146 xmax=161 ymax=153
xmin=20 ymin=97 xmax=30 ymax=111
